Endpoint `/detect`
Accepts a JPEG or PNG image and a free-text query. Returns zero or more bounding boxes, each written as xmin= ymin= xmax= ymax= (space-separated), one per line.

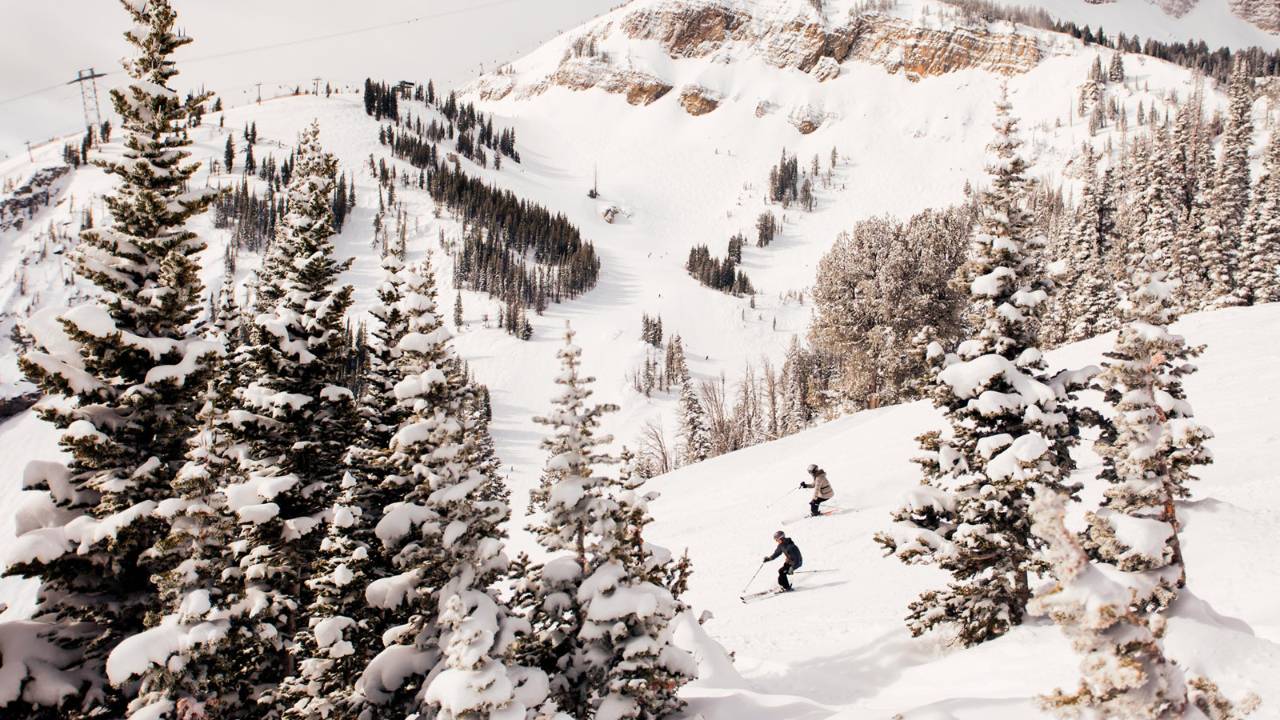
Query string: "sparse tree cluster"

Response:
xmin=641 ymin=312 xmax=664 ymax=347
xmin=767 ymin=148 xmax=815 ymax=211
xmin=946 ymin=0 xmax=1280 ymax=84
xmin=755 ymin=211 xmax=778 ymax=247
xmin=686 ymin=243 xmax=755 ymax=295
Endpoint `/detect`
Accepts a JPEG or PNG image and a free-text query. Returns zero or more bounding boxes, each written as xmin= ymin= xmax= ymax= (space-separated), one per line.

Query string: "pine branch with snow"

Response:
xmin=1028 ymin=489 xmax=1190 ymax=719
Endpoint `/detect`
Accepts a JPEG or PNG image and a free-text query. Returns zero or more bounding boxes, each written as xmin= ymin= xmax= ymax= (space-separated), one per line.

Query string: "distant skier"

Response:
xmin=800 ymin=464 xmax=834 ymax=516
xmin=762 ymin=531 xmax=803 ymax=591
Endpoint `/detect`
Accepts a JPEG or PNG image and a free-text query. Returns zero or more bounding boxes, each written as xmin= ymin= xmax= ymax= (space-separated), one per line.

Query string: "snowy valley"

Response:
xmin=2 ymin=0 xmax=1280 ymax=717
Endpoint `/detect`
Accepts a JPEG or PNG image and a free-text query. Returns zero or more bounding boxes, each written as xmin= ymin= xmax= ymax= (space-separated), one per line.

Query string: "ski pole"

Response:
xmin=740 ymin=562 xmax=766 ymax=594
xmin=766 ymin=486 xmax=800 ymax=508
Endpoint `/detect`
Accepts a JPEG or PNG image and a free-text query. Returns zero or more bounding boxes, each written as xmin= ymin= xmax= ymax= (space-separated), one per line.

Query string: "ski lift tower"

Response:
xmin=67 ymin=68 xmax=108 ymax=136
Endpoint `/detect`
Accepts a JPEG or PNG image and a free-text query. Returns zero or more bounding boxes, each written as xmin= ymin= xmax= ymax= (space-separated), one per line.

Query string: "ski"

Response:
xmin=740 ymin=589 xmax=786 ymax=603
xmin=781 ymin=508 xmax=847 ymax=525
xmin=792 ymin=569 xmax=835 ymax=575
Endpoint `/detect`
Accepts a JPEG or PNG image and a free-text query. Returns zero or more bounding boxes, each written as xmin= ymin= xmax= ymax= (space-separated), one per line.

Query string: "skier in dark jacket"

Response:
xmin=762 ymin=531 xmax=803 ymax=591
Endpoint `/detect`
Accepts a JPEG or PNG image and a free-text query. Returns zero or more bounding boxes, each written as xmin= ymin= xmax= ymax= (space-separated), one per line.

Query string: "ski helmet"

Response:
xmin=773 ymin=531 xmax=785 ymax=541
xmin=807 ymin=463 xmax=819 ymax=475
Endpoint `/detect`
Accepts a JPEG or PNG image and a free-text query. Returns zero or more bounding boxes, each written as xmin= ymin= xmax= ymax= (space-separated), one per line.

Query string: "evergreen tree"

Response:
xmin=1243 ymin=130 xmax=1280 ymax=303
xmin=1142 ymin=129 xmax=1185 ymax=291
xmin=781 ymin=336 xmax=811 ymax=436
xmin=876 ymin=92 xmax=1088 ymax=647
xmin=356 ymin=260 xmax=543 ymax=718
xmin=225 ymin=133 xmax=236 ymax=173
xmin=275 ymin=256 xmax=417 ymax=719
xmin=227 ymin=121 xmax=358 ymax=712
xmin=673 ymin=339 xmax=710 ymax=465
xmin=585 ymin=452 xmax=695 ymax=720
xmin=519 ymin=325 xmax=619 ymax=715
xmin=4 ymin=0 xmax=219 ymax=714
xmin=112 ymin=282 xmax=259 ymax=718
xmin=517 ymin=326 xmax=693 ymax=718
xmin=1083 ymin=271 xmax=1211 ymax=614
xmin=1063 ymin=147 xmax=1118 ymax=342
xmin=1200 ymin=60 xmax=1254 ymax=308
xmin=1107 ymin=52 xmax=1126 ymax=82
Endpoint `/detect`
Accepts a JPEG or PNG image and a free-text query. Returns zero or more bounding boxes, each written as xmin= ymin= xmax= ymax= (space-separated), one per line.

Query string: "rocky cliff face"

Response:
xmin=849 ymin=14 xmax=1040 ymax=80
xmin=613 ymin=0 xmax=1038 ymax=77
xmin=470 ymin=0 xmax=1045 ymax=125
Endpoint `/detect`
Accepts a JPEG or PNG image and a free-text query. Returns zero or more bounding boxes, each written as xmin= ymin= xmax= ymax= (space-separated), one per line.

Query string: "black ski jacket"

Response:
xmin=765 ymin=538 xmax=802 ymax=567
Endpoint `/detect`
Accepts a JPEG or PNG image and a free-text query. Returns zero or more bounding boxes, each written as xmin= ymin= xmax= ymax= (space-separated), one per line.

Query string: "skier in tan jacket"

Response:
xmin=800 ymin=464 xmax=834 ymax=516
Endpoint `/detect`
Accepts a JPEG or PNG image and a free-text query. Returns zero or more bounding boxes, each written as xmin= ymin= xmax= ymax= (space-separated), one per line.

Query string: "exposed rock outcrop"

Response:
xmin=679 ymin=85 xmax=721 ymax=115
xmin=810 ymin=55 xmax=840 ymax=81
xmin=553 ymin=58 xmax=674 ymax=105
xmin=467 ymin=0 xmax=1046 ymax=121
xmin=618 ymin=1 xmax=855 ymax=72
xmin=849 ymin=14 xmax=1040 ymax=80
xmin=788 ymin=104 xmax=825 ymax=134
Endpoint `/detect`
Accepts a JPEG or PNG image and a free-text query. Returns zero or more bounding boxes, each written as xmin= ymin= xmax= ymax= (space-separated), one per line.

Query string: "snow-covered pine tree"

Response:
xmin=1242 ymin=129 xmax=1280 ymax=304
xmin=1108 ymin=52 xmax=1125 ymax=82
xmin=278 ymin=257 xmax=412 ymax=718
xmin=672 ymin=340 xmax=710 ymax=466
xmin=3 ymin=0 xmax=219 ymax=714
xmin=1142 ymin=128 xmax=1188 ymax=301
xmin=875 ymin=91 xmax=1090 ymax=647
xmin=1083 ymin=271 xmax=1211 ymax=614
xmin=581 ymin=450 xmax=694 ymax=720
xmin=226 ymin=120 xmax=359 ymax=713
xmin=1028 ymin=490 xmax=1190 ymax=718
xmin=517 ymin=325 xmax=622 ymax=717
xmin=357 ymin=259 xmax=538 ymax=718
xmin=780 ymin=335 xmax=810 ymax=436
xmin=1064 ymin=147 xmax=1118 ymax=342
xmin=518 ymin=333 xmax=696 ymax=719
xmin=1199 ymin=60 xmax=1254 ymax=308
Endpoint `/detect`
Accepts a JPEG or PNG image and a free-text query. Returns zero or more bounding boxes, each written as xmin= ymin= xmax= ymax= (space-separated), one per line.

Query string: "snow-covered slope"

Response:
xmin=643 ymin=302 xmax=1280 ymax=718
